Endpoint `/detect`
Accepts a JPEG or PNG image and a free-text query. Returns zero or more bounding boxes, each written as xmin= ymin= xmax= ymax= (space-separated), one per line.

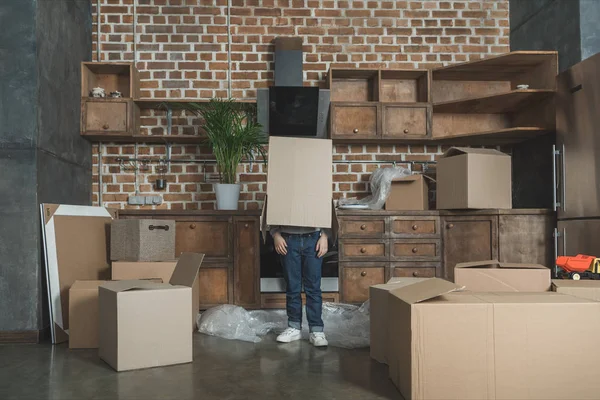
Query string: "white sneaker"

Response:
xmin=276 ymin=327 xmax=302 ymax=343
xmin=309 ymin=332 xmax=328 ymax=347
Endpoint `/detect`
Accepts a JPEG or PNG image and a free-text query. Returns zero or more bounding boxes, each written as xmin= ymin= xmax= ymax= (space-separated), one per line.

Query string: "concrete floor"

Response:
xmin=0 ymin=334 xmax=402 ymax=400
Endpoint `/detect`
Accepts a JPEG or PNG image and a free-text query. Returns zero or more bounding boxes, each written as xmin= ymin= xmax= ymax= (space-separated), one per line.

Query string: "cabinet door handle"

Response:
xmin=103 ymin=124 xmax=109 ymax=130
xmin=360 ymin=247 xmax=367 ymax=253
xmin=360 ymin=271 xmax=367 ymax=277
xmin=412 ymin=271 xmax=419 ymax=277
xmin=404 ymin=129 xmax=409 ymax=134
xmin=148 ymin=225 xmax=169 ymax=231
xmin=412 ymin=224 xmax=418 ymax=231
xmin=412 ymin=247 xmax=418 ymax=253
xmin=447 ymin=223 xmax=454 ymax=229
xmin=353 ymin=128 xmax=359 ymax=133
xmin=360 ymin=224 xmax=367 ymax=230
xmin=190 ymin=223 xmax=196 ymax=229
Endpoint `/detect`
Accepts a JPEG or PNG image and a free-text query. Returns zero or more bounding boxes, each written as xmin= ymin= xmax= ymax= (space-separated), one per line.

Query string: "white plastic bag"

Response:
xmin=197 ymin=301 xmax=370 ymax=348
xmin=338 ymin=166 xmax=411 ymax=210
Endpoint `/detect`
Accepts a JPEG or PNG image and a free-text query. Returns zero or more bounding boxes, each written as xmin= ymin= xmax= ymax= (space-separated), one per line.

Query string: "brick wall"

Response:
xmin=91 ymin=0 xmax=510 ymax=209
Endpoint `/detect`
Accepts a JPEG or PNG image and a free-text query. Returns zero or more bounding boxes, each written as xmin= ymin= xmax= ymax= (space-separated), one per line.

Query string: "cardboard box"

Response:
xmin=69 ymin=278 xmax=162 ymax=349
xmin=110 ymin=219 xmax=175 ymax=262
xmin=265 ymin=136 xmax=333 ymax=229
xmin=552 ymin=279 xmax=600 ymax=301
xmin=385 ymin=175 xmax=429 ymax=211
xmin=436 ymin=147 xmax=512 ymax=210
xmin=69 ymin=280 xmax=106 ymax=349
xmin=369 ymin=277 xmax=428 ymax=364
xmin=99 ymin=253 xmax=203 ymax=372
xmin=388 ymin=279 xmax=600 ymax=400
xmin=111 ymin=260 xmax=200 ymax=327
xmin=454 ymin=260 xmax=551 ymax=292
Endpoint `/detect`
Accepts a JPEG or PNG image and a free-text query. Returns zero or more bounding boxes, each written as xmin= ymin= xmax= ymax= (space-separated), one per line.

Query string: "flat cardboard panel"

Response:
xmin=386 ymin=175 xmax=428 ymax=211
xmin=436 ymin=147 xmax=511 ymax=210
xmin=41 ymin=204 xmax=114 ymax=344
xmin=369 ymin=278 xmax=427 ymax=364
xmin=552 ymin=279 xmax=600 ymax=301
xmin=266 ymin=137 xmax=333 ymax=228
xmin=98 ymin=286 xmax=118 ymax=369
xmin=69 ymin=280 xmax=106 ymax=349
xmin=455 ymin=261 xmax=551 ymax=292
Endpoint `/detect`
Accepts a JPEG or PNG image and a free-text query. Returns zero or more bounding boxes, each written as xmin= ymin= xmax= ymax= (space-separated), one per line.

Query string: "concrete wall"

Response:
xmin=510 ymin=0 xmax=581 ymax=71
xmin=0 ymin=0 xmax=92 ymax=332
xmin=579 ymin=0 xmax=600 ymax=61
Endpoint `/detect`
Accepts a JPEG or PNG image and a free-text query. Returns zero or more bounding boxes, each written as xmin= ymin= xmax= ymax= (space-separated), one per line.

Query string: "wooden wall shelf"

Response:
xmin=327 ymin=51 xmax=558 ymax=146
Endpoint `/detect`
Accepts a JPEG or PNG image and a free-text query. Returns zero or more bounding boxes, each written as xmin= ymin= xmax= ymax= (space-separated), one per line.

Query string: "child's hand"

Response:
xmin=273 ymin=233 xmax=288 ymax=255
xmin=316 ymin=233 xmax=328 ymax=258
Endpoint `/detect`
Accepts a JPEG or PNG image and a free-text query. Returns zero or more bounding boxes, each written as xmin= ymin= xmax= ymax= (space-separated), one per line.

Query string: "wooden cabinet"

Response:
xmin=337 ymin=210 xmax=441 ymax=304
xmin=382 ymin=105 xmax=428 ymax=137
xmin=118 ymin=210 xmax=261 ymax=310
xmin=498 ymin=214 xmax=555 ymax=267
xmin=441 ymin=215 xmax=498 ymax=282
xmin=81 ymin=99 xmax=140 ymax=139
xmin=330 ymin=103 xmax=378 ymax=139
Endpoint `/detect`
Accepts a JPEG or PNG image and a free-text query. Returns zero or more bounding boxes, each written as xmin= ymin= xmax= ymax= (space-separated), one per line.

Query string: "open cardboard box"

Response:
xmin=552 ymin=279 xmax=600 ymax=301
xmin=385 ymin=174 xmax=429 ymax=211
xmin=454 ymin=260 xmax=551 ymax=292
xmin=98 ymin=253 xmax=203 ymax=372
xmin=386 ymin=278 xmax=600 ymax=400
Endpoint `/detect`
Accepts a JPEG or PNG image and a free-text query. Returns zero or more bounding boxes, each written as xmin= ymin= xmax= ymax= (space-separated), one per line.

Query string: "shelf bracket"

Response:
xmin=166 ymin=105 xmax=173 ymax=136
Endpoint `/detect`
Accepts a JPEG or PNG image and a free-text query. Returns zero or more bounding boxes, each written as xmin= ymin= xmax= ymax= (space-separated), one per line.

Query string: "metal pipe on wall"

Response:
xmin=96 ymin=0 xmax=101 ymax=61
xmin=227 ymin=0 xmax=232 ymax=98
xmin=132 ymin=0 xmax=137 ymax=63
xmin=98 ymin=143 xmax=103 ymax=206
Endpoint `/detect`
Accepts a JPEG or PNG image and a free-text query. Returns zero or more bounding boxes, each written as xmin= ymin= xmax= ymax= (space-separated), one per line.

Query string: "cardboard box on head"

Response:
xmin=262 ymin=136 xmax=334 ymax=236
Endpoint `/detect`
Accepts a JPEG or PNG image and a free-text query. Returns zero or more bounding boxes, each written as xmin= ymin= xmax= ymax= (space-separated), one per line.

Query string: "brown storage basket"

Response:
xmin=110 ymin=219 xmax=175 ymax=262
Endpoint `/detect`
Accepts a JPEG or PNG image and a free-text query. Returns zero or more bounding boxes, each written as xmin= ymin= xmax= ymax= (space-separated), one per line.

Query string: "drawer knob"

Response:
xmin=413 ymin=271 xmax=419 ymax=277
xmin=412 ymin=247 xmax=418 ymax=253
xmin=244 ymin=223 xmax=249 ymax=228
xmin=447 ymin=223 xmax=454 ymax=229
xmin=404 ymin=128 xmax=409 ymax=134
xmin=361 ymin=271 xmax=367 ymax=277
xmin=360 ymin=224 xmax=367 ymax=230
xmin=190 ymin=223 xmax=196 ymax=229
xmin=412 ymin=224 xmax=418 ymax=231
xmin=103 ymin=124 xmax=109 ymax=130
xmin=360 ymin=247 xmax=367 ymax=254
xmin=353 ymin=128 xmax=359 ymax=133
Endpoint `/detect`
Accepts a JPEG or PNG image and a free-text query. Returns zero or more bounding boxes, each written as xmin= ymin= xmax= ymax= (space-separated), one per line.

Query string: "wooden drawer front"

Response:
xmin=331 ymin=104 xmax=378 ymax=138
xmin=383 ymin=106 xmax=427 ymax=137
xmin=392 ymin=267 xmax=437 ymax=279
xmin=175 ymin=220 xmax=231 ymax=261
xmin=198 ymin=267 xmax=230 ymax=309
xmin=339 ymin=218 xmax=386 ymax=238
xmin=342 ymin=266 xmax=385 ymax=303
xmin=261 ymin=293 xmax=339 ymax=309
xmin=391 ymin=239 xmax=440 ymax=261
xmin=392 ymin=218 xmax=439 ymax=237
xmin=340 ymin=240 xmax=388 ymax=261
xmin=84 ymin=100 xmax=129 ymax=132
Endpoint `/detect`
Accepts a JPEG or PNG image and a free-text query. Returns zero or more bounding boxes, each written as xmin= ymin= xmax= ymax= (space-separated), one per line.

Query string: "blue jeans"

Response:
xmin=280 ymin=231 xmax=324 ymax=333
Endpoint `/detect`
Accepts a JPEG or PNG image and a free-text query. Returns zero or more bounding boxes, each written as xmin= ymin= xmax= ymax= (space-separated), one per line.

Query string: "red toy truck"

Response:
xmin=556 ymin=254 xmax=600 ymax=280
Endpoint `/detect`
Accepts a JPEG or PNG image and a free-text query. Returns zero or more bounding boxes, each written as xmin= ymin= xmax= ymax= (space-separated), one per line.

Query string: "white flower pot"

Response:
xmin=215 ymin=183 xmax=241 ymax=210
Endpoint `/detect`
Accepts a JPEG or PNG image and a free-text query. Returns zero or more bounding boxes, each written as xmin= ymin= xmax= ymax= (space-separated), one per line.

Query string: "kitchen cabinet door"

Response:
xmin=442 ymin=216 xmax=498 ymax=282
xmin=499 ymin=214 xmax=554 ymax=267
xmin=234 ymin=218 xmax=260 ymax=309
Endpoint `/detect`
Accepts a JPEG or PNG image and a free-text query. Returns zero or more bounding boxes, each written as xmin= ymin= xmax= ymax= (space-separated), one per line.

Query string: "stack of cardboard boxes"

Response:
xmin=68 ymin=218 xmax=204 ymax=372
xmin=370 ymin=265 xmax=600 ymax=399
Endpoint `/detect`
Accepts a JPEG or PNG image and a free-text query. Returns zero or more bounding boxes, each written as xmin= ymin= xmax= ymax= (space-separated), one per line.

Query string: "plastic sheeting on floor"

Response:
xmin=196 ymin=301 xmax=370 ymax=349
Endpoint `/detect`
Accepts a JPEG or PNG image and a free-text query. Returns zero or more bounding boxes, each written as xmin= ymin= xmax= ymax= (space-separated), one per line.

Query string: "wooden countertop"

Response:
xmin=336 ymin=208 xmax=554 ymax=216
xmin=117 ymin=209 xmax=262 ymax=216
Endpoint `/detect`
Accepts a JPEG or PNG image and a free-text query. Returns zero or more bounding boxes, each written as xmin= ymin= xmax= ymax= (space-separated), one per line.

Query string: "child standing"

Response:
xmin=271 ymin=225 xmax=329 ymax=347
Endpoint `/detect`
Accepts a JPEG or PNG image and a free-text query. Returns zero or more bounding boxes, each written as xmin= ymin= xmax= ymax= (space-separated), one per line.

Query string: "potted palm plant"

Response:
xmin=172 ymin=99 xmax=267 ymax=210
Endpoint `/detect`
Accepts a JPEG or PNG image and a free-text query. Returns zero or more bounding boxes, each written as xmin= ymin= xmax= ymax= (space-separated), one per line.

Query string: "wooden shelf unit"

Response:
xmin=81 ymin=62 xmax=140 ymax=99
xmin=327 ymin=51 xmax=558 ymax=145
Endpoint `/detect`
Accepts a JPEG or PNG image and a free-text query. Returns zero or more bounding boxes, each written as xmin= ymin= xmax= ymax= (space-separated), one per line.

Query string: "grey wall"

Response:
xmin=0 ymin=0 xmax=92 ymax=332
xmin=510 ymin=0 xmax=581 ymax=71
xmin=579 ymin=0 xmax=600 ymax=61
